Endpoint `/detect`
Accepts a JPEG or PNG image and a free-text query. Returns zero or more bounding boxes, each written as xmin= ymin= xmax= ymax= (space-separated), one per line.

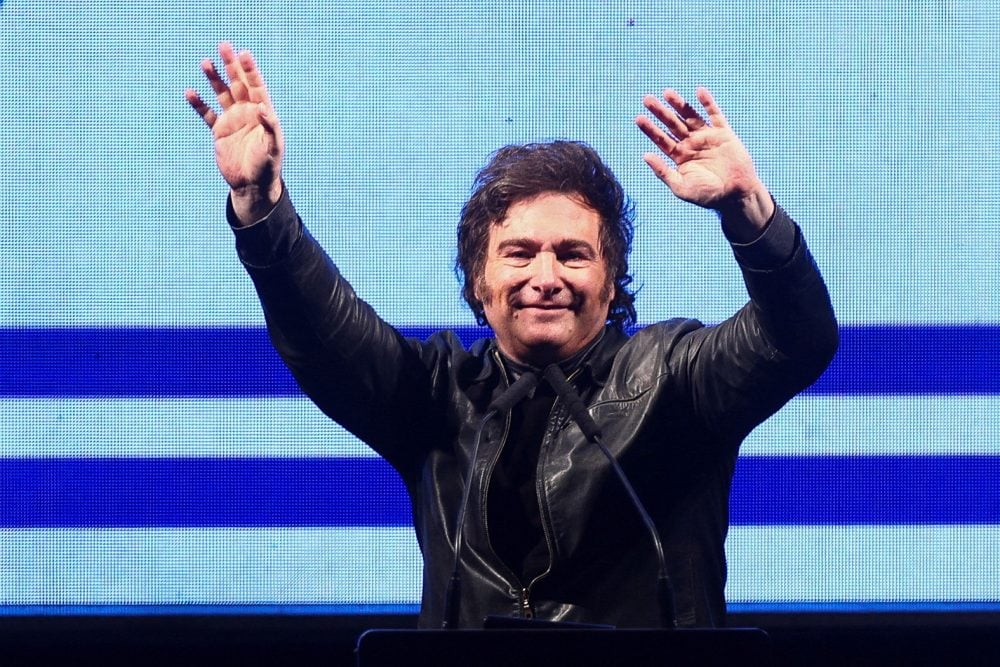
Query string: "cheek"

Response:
xmin=595 ymin=265 xmax=614 ymax=302
xmin=600 ymin=276 xmax=614 ymax=304
xmin=476 ymin=264 xmax=506 ymax=306
xmin=479 ymin=267 xmax=521 ymax=306
xmin=580 ymin=273 xmax=614 ymax=317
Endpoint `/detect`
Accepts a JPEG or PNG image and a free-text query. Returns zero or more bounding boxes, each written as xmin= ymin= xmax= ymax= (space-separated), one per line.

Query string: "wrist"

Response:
xmin=716 ymin=185 xmax=774 ymax=243
xmin=230 ymin=180 xmax=283 ymax=226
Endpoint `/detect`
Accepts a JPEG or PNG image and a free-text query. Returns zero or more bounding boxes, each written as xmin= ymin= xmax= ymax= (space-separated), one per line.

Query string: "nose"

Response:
xmin=529 ymin=252 xmax=562 ymax=296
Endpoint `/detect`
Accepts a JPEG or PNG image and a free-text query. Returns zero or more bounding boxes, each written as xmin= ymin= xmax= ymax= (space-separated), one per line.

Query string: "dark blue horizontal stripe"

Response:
xmin=0 ymin=326 xmax=304 ymax=398
xmin=812 ymin=324 xmax=1000 ymax=395
xmin=730 ymin=455 xmax=1000 ymax=526
xmin=1 ymin=324 xmax=999 ymax=397
xmin=1 ymin=455 xmax=997 ymax=528
xmin=0 ymin=457 xmax=412 ymax=528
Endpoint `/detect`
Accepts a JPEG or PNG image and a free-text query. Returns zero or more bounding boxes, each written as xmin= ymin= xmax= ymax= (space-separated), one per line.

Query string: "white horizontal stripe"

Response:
xmin=741 ymin=395 xmax=1000 ymax=456
xmin=726 ymin=525 xmax=1000 ymax=603
xmin=0 ymin=398 xmax=377 ymax=458
xmin=0 ymin=528 xmax=421 ymax=605
xmin=5 ymin=395 xmax=1000 ymax=458
xmin=3 ymin=525 xmax=997 ymax=607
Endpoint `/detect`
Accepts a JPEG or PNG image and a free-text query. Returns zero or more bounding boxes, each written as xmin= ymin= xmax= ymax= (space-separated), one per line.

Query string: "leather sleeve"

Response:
xmin=667 ymin=205 xmax=839 ymax=443
xmin=230 ymin=190 xmax=450 ymax=469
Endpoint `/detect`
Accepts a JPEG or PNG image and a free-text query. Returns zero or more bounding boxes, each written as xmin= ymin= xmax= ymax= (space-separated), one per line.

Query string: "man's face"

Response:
xmin=477 ymin=192 xmax=612 ymax=367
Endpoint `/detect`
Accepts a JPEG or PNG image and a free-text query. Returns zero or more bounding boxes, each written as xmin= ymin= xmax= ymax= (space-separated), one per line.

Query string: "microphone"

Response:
xmin=541 ymin=364 xmax=602 ymax=442
xmin=442 ymin=370 xmax=539 ymax=629
xmin=487 ymin=370 xmax=540 ymax=413
xmin=542 ymin=364 xmax=677 ymax=629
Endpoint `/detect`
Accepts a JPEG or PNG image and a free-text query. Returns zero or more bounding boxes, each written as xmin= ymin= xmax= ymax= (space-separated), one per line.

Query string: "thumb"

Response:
xmin=257 ymin=104 xmax=284 ymax=156
xmin=643 ymin=153 xmax=684 ymax=195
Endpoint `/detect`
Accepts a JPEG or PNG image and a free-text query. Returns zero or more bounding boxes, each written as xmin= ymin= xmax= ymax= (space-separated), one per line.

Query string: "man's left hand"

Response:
xmin=635 ymin=87 xmax=774 ymax=240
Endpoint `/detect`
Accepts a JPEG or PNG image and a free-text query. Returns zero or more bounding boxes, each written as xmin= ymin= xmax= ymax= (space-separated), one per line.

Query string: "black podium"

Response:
xmin=356 ymin=628 xmax=771 ymax=666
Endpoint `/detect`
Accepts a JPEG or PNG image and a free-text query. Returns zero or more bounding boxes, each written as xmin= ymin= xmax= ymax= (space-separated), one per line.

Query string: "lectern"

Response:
xmin=356 ymin=627 xmax=771 ymax=666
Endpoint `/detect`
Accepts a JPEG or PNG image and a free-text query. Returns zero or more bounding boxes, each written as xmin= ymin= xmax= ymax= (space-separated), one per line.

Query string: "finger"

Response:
xmin=642 ymin=153 xmax=683 ymax=193
xmin=219 ymin=41 xmax=251 ymax=102
xmin=185 ymin=89 xmax=218 ymax=128
xmin=635 ymin=114 xmax=679 ymax=158
xmin=201 ymin=59 xmax=235 ymax=109
xmin=238 ymin=50 xmax=274 ymax=107
xmin=229 ymin=77 xmax=249 ymax=104
xmin=642 ymin=94 xmax=691 ymax=141
xmin=663 ymin=89 xmax=708 ymax=130
xmin=695 ymin=86 xmax=730 ymax=129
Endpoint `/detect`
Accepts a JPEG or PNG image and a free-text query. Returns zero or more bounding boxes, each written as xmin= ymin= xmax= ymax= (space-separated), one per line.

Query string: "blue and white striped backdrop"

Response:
xmin=2 ymin=1 xmax=998 ymax=614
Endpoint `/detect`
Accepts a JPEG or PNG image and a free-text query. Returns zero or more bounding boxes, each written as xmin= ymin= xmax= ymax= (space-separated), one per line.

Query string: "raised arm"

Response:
xmin=185 ymin=43 xmax=445 ymax=467
xmin=637 ymin=87 xmax=838 ymax=440
xmin=185 ymin=42 xmax=285 ymax=224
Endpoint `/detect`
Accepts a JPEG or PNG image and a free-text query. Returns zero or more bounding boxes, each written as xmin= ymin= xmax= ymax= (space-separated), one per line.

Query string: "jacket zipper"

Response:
xmin=519 ymin=588 xmax=534 ymax=619
xmin=479 ymin=351 xmax=528 ymax=609
xmin=520 ymin=366 xmax=584 ymax=618
xmin=480 ymin=353 xmax=586 ymax=619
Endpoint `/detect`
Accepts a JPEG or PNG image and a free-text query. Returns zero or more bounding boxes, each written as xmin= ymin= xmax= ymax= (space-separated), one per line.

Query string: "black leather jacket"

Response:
xmin=232 ymin=190 xmax=838 ymax=629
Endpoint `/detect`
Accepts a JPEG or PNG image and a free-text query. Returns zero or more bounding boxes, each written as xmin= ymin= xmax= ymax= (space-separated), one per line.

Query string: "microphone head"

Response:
xmin=542 ymin=363 xmax=569 ymax=390
xmin=543 ymin=363 xmax=603 ymax=441
xmin=486 ymin=370 xmax=539 ymax=413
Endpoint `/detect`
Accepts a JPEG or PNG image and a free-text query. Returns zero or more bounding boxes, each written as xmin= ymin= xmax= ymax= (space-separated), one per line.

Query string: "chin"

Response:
xmin=517 ymin=324 xmax=571 ymax=346
xmin=509 ymin=332 xmax=574 ymax=364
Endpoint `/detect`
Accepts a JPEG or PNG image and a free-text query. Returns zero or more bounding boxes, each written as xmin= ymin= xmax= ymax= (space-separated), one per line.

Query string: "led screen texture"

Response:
xmin=2 ymin=1 xmax=998 ymax=615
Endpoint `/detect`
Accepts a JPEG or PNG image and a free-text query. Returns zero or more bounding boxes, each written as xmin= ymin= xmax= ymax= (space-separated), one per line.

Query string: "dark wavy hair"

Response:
xmin=456 ymin=140 xmax=637 ymax=330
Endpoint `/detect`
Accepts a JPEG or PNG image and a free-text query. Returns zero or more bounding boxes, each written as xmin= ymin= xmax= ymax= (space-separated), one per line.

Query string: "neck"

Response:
xmin=499 ymin=328 xmax=606 ymax=373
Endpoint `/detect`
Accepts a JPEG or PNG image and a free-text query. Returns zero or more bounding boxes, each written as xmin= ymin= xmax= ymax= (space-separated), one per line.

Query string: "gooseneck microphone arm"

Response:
xmin=441 ymin=370 xmax=539 ymax=629
xmin=542 ymin=364 xmax=678 ymax=629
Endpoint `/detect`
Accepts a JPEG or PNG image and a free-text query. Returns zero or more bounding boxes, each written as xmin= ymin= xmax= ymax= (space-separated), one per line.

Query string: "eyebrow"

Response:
xmin=496 ymin=238 xmax=599 ymax=256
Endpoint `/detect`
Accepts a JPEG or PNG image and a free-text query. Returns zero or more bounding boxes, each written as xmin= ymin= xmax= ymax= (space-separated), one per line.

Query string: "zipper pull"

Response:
xmin=519 ymin=589 xmax=534 ymax=619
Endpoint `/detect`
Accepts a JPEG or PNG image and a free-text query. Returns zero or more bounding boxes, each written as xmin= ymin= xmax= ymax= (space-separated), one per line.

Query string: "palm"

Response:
xmin=668 ymin=129 xmax=755 ymax=208
xmin=213 ymin=101 xmax=277 ymax=190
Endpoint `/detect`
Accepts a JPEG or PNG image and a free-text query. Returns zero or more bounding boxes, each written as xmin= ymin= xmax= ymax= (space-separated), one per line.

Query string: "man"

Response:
xmin=186 ymin=42 xmax=837 ymax=628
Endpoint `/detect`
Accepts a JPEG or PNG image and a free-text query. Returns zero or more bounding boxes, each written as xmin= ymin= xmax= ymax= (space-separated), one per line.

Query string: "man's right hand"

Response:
xmin=185 ymin=42 xmax=285 ymax=225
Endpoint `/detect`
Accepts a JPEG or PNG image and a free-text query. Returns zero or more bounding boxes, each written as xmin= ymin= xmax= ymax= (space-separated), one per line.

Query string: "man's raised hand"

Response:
xmin=635 ymin=87 xmax=773 ymax=237
xmin=185 ymin=42 xmax=284 ymax=224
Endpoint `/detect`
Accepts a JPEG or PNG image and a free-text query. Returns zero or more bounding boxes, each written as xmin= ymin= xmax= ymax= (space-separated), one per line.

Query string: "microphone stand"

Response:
xmin=441 ymin=371 xmax=539 ymax=629
xmin=542 ymin=364 xmax=677 ymax=629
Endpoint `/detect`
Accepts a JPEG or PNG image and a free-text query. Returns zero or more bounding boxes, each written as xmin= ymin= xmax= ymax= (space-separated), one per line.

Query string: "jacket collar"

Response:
xmin=471 ymin=325 xmax=628 ymax=388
